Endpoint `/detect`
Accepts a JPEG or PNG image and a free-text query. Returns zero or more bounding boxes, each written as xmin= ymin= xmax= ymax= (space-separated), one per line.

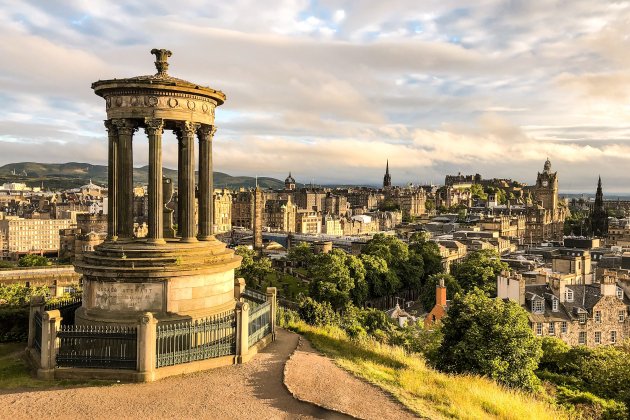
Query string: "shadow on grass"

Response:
xmin=0 ymin=342 xmax=115 ymax=395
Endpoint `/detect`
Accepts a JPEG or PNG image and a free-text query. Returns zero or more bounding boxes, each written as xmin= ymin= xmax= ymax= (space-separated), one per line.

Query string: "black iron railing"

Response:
xmin=45 ymin=297 xmax=82 ymax=326
xmin=33 ymin=310 xmax=42 ymax=353
xmin=248 ymin=300 xmax=271 ymax=348
xmin=156 ymin=311 xmax=236 ymax=368
xmin=56 ymin=325 xmax=137 ymax=370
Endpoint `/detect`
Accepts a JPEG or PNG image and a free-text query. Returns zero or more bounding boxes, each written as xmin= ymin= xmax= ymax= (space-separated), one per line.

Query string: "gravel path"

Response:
xmin=284 ymin=337 xmax=418 ymax=420
xmin=0 ymin=330 xmax=351 ymax=420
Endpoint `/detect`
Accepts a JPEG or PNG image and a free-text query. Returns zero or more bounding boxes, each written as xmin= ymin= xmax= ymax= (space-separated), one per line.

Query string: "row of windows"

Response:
xmin=594 ymin=310 xmax=625 ymax=323
xmin=535 ymin=321 xmax=568 ymax=336
xmin=583 ymin=331 xmax=617 ymax=345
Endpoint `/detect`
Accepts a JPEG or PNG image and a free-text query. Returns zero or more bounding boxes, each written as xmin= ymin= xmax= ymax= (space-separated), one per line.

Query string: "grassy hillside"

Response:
xmin=0 ymin=162 xmax=285 ymax=190
xmin=286 ymin=320 xmax=567 ymax=420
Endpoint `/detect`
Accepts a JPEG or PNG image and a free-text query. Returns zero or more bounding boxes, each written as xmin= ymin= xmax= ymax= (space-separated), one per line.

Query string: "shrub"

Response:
xmin=0 ymin=306 xmax=29 ymax=342
xmin=298 ymin=297 xmax=339 ymax=327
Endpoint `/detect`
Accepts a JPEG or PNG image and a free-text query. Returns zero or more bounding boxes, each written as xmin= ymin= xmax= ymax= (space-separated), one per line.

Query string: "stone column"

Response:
xmin=235 ymin=301 xmax=250 ymax=364
xmin=145 ymin=118 xmax=165 ymax=244
xmin=175 ymin=121 xmax=199 ymax=242
xmin=137 ymin=312 xmax=157 ymax=382
xmin=234 ymin=277 xmax=246 ymax=301
xmin=104 ymin=120 xmax=118 ymax=241
xmin=266 ymin=287 xmax=277 ymax=341
xmin=197 ymin=125 xmax=216 ymax=240
xmin=28 ymin=295 xmax=45 ymax=349
xmin=113 ymin=118 xmax=137 ymax=240
xmin=38 ymin=310 xmax=61 ymax=379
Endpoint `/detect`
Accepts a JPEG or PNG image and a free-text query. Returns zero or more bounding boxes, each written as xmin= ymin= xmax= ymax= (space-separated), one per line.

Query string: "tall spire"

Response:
xmin=592 ymin=175 xmax=607 ymax=237
xmin=383 ymin=159 xmax=392 ymax=188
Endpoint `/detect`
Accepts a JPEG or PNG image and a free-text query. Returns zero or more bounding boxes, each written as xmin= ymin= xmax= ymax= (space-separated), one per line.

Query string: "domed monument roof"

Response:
xmin=285 ymin=172 xmax=296 ymax=184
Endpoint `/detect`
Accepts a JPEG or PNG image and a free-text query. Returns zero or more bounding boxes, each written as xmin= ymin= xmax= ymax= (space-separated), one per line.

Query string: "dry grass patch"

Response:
xmin=289 ymin=322 xmax=566 ymax=420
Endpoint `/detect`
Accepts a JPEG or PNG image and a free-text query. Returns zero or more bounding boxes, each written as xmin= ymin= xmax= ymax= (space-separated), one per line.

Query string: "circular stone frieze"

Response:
xmin=145 ymin=96 xmax=158 ymax=106
xmin=168 ymin=98 xmax=179 ymax=108
xmin=115 ymin=97 xmax=123 ymax=107
xmin=187 ymin=100 xmax=196 ymax=110
xmin=201 ymin=103 xmax=209 ymax=113
xmin=130 ymin=96 xmax=140 ymax=106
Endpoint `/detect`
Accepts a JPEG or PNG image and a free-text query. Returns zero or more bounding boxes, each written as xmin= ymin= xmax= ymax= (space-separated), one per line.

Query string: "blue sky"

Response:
xmin=1 ymin=0 xmax=630 ymax=193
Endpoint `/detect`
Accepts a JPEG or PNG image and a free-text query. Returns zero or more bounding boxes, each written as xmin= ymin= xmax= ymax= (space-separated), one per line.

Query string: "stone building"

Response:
xmin=498 ymin=270 xmax=630 ymax=347
xmin=478 ymin=215 xmax=525 ymax=242
xmin=324 ymin=193 xmax=349 ymax=217
xmin=264 ymin=196 xmax=297 ymax=233
xmin=59 ymin=213 xmax=108 ymax=262
xmin=0 ymin=215 xmax=72 ymax=260
xmin=296 ymin=210 xmax=322 ymax=234
xmin=294 ymin=188 xmax=326 ymax=212
xmin=523 ymin=159 xmax=568 ymax=243
xmin=232 ymin=189 xmax=255 ymax=229
xmin=284 ymin=173 xmax=296 ymax=191
xmin=424 ymin=278 xmax=449 ymax=329
xmin=322 ymin=215 xmax=343 ymax=236
xmin=213 ymin=188 xmax=232 ymax=234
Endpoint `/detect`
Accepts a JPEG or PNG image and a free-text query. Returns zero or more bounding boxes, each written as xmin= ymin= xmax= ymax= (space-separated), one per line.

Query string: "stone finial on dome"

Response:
xmin=150 ymin=48 xmax=172 ymax=76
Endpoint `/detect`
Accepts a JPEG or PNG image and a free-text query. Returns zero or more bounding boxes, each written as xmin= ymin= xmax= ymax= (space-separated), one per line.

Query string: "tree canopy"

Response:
xmin=234 ymin=246 xmax=273 ymax=288
xmin=451 ymin=249 xmax=508 ymax=296
xmin=420 ymin=273 xmax=461 ymax=311
xmin=436 ymin=288 xmax=542 ymax=391
xmin=18 ymin=254 xmax=50 ymax=267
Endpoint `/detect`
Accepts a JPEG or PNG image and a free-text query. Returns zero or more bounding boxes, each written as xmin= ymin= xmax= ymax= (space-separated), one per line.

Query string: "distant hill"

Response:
xmin=0 ymin=162 xmax=286 ymax=190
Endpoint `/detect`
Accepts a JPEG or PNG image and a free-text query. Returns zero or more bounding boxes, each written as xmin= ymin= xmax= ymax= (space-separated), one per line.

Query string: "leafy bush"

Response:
xmin=556 ymin=386 xmax=627 ymax=420
xmin=298 ymin=297 xmax=340 ymax=327
xmin=18 ymin=255 xmax=51 ymax=267
xmin=0 ymin=307 xmax=29 ymax=342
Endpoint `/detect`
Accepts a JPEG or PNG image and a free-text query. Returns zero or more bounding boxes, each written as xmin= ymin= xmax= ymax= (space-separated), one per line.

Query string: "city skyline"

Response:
xmin=1 ymin=1 xmax=630 ymax=192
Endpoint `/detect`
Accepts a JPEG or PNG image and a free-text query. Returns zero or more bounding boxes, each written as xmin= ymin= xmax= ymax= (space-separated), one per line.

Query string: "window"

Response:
xmin=611 ymin=331 xmax=617 ymax=344
xmin=548 ymin=322 xmax=555 ymax=335
xmin=595 ymin=310 xmax=601 ymax=324
xmin=578 ymin=313 xmax=587 ymax=324
xmin=536 ymin=322 xmax=542 ymax=336
xmin=552 ymin=299 xmax=558 ymax=312
xmin=566 ymin=289 xmax=574 ymax=302
xmin=561 ymin=321 xmax=568 ymax=334
xmin=617 ymin=287 xmax=624 ymax=300
xmin=532 ymin=300 xmax=544 ymax=313
xmin=619 ymin=310 xmax=626 ymax=323
xmin=595 ymin=331 xmax=601 ymax=344
xmin=579 ymin=331 xmax=586 ymax=345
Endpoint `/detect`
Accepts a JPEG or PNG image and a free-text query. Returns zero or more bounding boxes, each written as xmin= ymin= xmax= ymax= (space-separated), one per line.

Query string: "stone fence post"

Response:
xmin=28 ymin=295 xmax=45 ymax=349
xmin=266 ymin=287 xmax=277 ymax=340
xmin=234 ymin=277 xmax=246 ymax=301
xmin=137 ymin=312 xmax=157 ymax=382
xmin=38 ymin=309 xmax=61 ymax=379
xmin=235 ymin=301 xmax=249 ymax=363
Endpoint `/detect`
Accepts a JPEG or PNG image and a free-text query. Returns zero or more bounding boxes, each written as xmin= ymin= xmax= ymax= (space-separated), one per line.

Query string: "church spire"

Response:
xmin=383 ymin=159 xmax=392 ymax=188
xmin=592 ymin=175 xmax=607 ymax=237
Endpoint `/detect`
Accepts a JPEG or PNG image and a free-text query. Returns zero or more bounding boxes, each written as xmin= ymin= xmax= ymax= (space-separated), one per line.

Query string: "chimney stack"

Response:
xmin=436 ymin=278 xmax=447 ymax=306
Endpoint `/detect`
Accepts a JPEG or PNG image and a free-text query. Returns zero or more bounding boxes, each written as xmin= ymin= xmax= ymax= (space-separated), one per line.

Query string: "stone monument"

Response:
xmin=74 ymin=49 xmax=241 ymax=325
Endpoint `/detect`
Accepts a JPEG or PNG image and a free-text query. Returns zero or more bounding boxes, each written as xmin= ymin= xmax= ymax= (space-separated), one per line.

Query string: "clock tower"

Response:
xmin=533 ymin=158 xmax=558 ymax=210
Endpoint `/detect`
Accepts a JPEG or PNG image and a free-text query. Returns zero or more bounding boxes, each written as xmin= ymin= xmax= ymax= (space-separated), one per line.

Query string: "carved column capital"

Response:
xmin=175 ymin=121 xmax=200 ymax=139
xmin=197 ymin=124 xmax=217 ymax=142
xmin=104 ymin=119 xmax=118 ymax=135
xmin=112 ymin=118 xmax=138 ymax=136
xmin=144 ymin=118 xmax=164 ymax=135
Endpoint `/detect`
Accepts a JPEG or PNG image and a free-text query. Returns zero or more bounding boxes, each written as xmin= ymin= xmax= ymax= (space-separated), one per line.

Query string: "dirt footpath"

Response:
xmin=284 ymin=337 xmax=418 ymax=420
xmin=0 ymin=330 xmax=351 ymax=420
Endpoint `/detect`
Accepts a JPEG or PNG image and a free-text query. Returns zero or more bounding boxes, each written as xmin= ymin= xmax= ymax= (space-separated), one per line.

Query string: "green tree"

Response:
xmin=436 ymin=288 xmax=542 ymax=391
xmin=451 ymin=249 xmax=507 ymax=296
xmin=425 ymin=200 xmax=436 ymax=213
xmin=409 ymin=233 xmax=444 ymax=278
xmin=308 ymin=249 xmax=354 ymax=310
xmin=420 ymin=273 xmax=461 ymax=311
xmin=297 ymin=296 xmax=339 ymax=327
xmin=18 ymin=254 xmax=50 ymax=267
xmin=470 ymin=184 xmax=487 ymax=201
xmin=360 ymin=254 xmax=399 ymax=298
xmin=346 ymin=254 xmax=368 ymax=306
xmin=287 ymin=242 xmax=313 ymax=267
xmin=234 ymin=246 xmax=272 ymax=288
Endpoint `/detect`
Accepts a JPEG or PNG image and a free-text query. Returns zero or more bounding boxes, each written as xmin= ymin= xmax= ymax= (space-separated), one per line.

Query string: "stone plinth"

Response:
xmin=74 ymin=239 xmax=241 ymax=325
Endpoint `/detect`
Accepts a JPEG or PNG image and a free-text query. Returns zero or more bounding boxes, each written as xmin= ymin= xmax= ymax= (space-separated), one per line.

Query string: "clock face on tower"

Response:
xmin=542 ymin=180 xmax=548 ymax=187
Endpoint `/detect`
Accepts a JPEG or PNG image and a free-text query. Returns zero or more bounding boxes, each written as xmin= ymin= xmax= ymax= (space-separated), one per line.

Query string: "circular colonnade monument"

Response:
xmin=74 ymin=49 xmax=241 ymax=325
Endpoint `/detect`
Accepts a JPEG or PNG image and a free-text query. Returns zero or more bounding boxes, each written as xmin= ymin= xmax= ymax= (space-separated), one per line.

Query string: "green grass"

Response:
xmin=0 ymin=342 xmax=112 ymax=390
xmin=287 ymin=321 xmax=568 ymax=420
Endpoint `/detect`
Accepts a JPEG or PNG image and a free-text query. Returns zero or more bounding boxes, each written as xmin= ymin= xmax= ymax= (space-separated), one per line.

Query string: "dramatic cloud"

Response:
xmin=0 ymin=0 xmax=629 ymax=193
